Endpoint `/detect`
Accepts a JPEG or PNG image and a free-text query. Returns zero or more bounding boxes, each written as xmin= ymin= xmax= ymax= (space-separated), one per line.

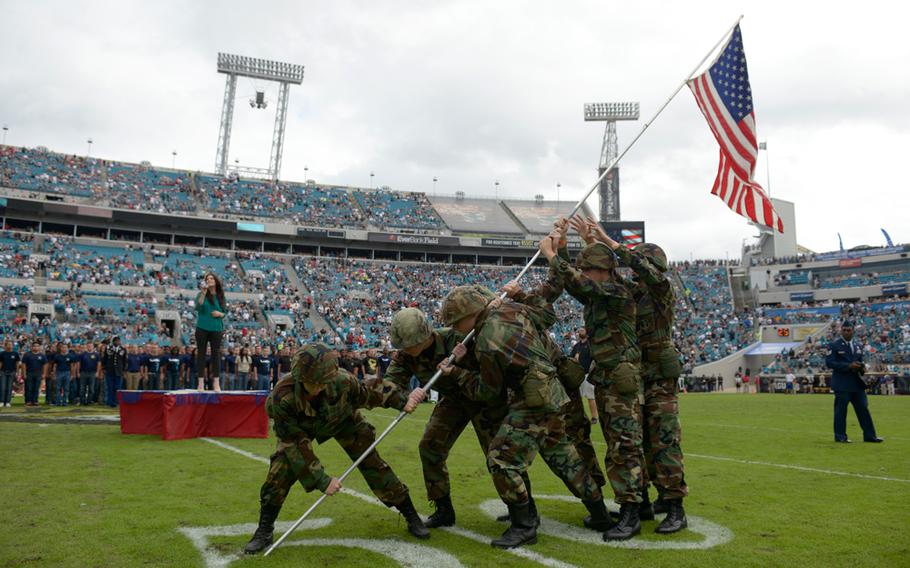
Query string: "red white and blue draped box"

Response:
xmin=119 ymin=390 xmax=269 ymax=440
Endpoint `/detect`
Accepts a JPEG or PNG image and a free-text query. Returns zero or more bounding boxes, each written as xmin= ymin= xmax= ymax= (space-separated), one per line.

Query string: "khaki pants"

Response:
xmin=124 ymin=372 xmax=142 ymax=391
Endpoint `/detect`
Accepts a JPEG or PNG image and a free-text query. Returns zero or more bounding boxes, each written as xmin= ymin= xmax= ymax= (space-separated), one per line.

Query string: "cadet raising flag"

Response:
xmin=688 ymin=25 xmax=784 ymax=233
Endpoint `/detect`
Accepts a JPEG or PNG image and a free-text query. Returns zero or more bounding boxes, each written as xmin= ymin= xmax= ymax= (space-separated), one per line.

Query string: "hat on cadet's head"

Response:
xmin=440 ymin=285 xmax=494 ymax=326
xmin=633 ymin=243 xmax=669 ymax=272
xmin=111 ymin=335 xmax=121 ymax=343
xmin=292 ymin=343 xmax=339 ymax=385
xmin=390 ymin=307 xmax=433 ymax=349
xmin=841 ymin=320 xmax=855 ymax=328
xmin=575 ymin=243 xmax=616 ymax=270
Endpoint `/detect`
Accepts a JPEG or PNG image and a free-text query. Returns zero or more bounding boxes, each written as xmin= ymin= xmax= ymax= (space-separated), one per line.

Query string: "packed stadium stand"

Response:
xmin=353 ymin=189 xmax=444 ymax=230
xmin=106 ymin=164 xmax=197 ymax=213
xmin=0 ymin=145 xmax=102 ymax=199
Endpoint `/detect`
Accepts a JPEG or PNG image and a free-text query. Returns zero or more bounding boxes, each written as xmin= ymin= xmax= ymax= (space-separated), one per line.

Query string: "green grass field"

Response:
xmin=2 ymin=393 xmax=909 ymax=568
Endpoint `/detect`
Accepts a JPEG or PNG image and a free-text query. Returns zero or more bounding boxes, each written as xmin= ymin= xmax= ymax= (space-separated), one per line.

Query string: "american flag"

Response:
xmin=688 ymin=25 xmax=783 ymax=233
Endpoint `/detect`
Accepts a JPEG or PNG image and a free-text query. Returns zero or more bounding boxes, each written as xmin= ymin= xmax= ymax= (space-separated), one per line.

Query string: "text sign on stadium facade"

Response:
xmin=881 ymin=283 xmax=907 ymax=296
xmin=297 ymin=227 xmax=345 ymax=239
xmin=790 ymin=291 xmax=815 ymax=302
xmin=481 ymin=237 xmax=585 ymax=249
xmin=838 ymin=258 xmax=862 ymax=268
xmin=367 ymin=232 xmax=460 ymax=246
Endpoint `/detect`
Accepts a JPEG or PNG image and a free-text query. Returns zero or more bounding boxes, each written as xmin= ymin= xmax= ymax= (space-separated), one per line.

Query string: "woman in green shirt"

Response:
xmin=195 ymin=272 xmax=226 ymax=391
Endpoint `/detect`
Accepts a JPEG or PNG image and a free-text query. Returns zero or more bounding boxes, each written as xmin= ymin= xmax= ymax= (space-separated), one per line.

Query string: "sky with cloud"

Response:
xmin=1 ymin=0 xmax=907 ymax=260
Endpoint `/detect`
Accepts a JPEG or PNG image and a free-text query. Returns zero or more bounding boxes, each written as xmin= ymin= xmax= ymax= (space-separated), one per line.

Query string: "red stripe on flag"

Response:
xmin=699 ymin=75 xmax=756 ymax=179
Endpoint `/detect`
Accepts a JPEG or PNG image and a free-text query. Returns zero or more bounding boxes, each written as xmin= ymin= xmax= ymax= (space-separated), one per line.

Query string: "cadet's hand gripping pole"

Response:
xmin=264 ymin=15 xmax=743 ymax=557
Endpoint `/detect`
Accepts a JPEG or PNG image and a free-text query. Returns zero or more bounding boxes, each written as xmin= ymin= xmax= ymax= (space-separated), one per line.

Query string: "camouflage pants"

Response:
xmin=419 ymin=396 xmax=506 ymax=501
xmin=260 ymin=414 xmax=408 ymax=509
xmin=487 ymin=407 xmax=602 ymax=505
xmin=563 ymin=389 xmax=606 ymax=488
xmin=640 ymin=365 xmax=687 ymax=500
xmin=593 ymin=368 xmax=645 ymax=504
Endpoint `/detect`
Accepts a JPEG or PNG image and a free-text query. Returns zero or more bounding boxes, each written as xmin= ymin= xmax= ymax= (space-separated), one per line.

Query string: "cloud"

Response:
xmin=1 ymin=0 xmax=907 ymax=260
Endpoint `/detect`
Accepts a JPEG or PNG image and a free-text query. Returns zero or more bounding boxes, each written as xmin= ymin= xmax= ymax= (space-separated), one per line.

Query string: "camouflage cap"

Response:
xmin=634 ymin=243 xmax=668 ymax=272
xmin=390 ymin=307 xmax=433 ymax=349
xmin=440 ymin=285 xmax=494 ymax=326
xmin=291 ymin=343 xmax=339 ymax=385
xmin=576 ymin=243 xmax=616 ymax=270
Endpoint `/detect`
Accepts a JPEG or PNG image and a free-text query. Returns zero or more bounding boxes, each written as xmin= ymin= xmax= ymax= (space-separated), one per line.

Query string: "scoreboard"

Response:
xmin=598 ymin=221 xmax=646 ymax=248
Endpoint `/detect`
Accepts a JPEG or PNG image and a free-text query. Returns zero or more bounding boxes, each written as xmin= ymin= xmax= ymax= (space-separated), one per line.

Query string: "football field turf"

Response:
xmin=2 ymin=393 xmax=908 ymax=567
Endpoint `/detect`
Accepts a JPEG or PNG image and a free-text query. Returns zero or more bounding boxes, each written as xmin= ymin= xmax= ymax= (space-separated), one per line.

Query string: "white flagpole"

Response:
xmin=264 ymin=14 xmax=745 ymax=557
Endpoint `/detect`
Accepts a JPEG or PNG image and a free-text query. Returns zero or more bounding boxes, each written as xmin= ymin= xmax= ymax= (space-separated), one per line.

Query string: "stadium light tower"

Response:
xmin=214 ymin=53 xmax=304 ymax=180
xmin=583 ymin=102 xmax=639 ymax=221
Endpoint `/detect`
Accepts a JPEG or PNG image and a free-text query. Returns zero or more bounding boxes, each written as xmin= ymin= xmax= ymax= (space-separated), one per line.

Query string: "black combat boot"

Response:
xmin=425 ymin=494 xmax=456 ymax=528
xmin=639 ymin=490 xmax=655 ymax=521
xmin=491 ymin=501 xmax=537 ymax=549
xmin=244 ymin=503 xmax=282 ymax=554
xmin=654 ymin=499 xmax=688 ymax=534
xmin=394 ymin=495 xmax=431 ymax=539
xmin=603 ymin=502 xmax=641 ymax=541
xmin=582 ymin=499 xmax=614 ymax=532
xmin=653 ymin=496 xmax=669 ymax=515
xmin=499 ymin=494 xmax=538 ymax=526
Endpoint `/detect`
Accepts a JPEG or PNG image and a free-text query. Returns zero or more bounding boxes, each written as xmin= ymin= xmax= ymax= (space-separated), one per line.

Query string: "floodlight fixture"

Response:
xmin=583 ymin=102 xmax=640 ymax=122
xmin=217 ymin=53 xmax=304 ymax=85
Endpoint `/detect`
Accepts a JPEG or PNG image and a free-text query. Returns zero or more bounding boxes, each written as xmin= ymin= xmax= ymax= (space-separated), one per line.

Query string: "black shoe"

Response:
xmin=603 ymin=502 xmax=641 ymax=541
xmin=491 ymin=501 xmax=537 ymax=549
xmin=394 ymin=495 xmax=430 ymax=539
xmin=639 ymin=491 xmax=654 ymax=521
xmin=425 ymin=495 xmax=456 ymax=528
xmin=582 ymin=499 xmax=614 ymax=532
xmin=498 ymin=494 xmax=539 ymax=527
xmin=244 ymin=503 xmax=281 ymax=554
xmin=652 ymin=497 xmax=669 ymax=515
xmin=834 ymin=438 xmax=852 ymax=444
xmin=864 ymin=437 xmax=884 ymax=443
xmin=655 ymin=499 xmax=688 ymax=534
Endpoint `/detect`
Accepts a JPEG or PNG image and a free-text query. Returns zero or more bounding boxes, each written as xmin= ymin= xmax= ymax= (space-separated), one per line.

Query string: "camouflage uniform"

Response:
xmin=384 ymin=324 xmax=507 ymax=501
xmin=551 ymin=243 xmax=645 ymax=505
xmin=508 ymin=253 xmax=607 ymax=489
xmin=616 ymin=244 xmax=687 ymax=501
xmin=258 ymin=345 xmax=411 ymax=509
xmin=444 ymin=288 xmax=603 ymax=506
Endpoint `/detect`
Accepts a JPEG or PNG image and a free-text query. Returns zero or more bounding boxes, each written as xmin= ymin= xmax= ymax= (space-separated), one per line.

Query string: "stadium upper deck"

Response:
xmin=0 ymin=144 xmax=593 ymax=237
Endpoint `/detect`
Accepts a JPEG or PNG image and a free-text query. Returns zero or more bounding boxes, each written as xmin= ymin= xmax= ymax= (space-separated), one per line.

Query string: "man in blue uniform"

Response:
xmin=825 ymin=321 xmax=883 ymax=443
xmin=79 ymin=344 xmax=102 ymax=405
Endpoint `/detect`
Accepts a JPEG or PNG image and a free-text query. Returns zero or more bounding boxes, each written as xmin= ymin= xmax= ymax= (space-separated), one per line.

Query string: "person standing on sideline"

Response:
xmin=164 ymin=347 xmax=182 ymax=391
xmin=0 ymin=341 xmax=21 ymax=407
xmin=143 ymin=344 xmax=164 ymax=390
xmin=223 ymin=347 xmax=237 ymax=390
xmin=21 ymin=341 xmax=48 ymax=407
xmin=52 ymin=344 xmax=77 ymax=406
xmin=253 ymin=345 xmax=274 ymax=391
xmin=826 ymin=321 xmax=882 ymax=443
xmin=102 ymin=336 xmax=127 ymax=407
xmin=78 ymin=343 xmax=101 ymax=405
xmin=785 ymin=371 xmax=795 ymax=394
xmin=124 ymin=345 xmax=143 ymax=391
xmin=195 ymin=272 xmax=226 ymax=391
xmin=236 ymin=347 xmax=252 ymax=390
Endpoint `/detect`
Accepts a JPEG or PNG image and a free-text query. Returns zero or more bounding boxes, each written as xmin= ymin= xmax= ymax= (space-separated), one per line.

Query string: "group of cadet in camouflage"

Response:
xmin=243 ymin=215 xmax=687 ymax=553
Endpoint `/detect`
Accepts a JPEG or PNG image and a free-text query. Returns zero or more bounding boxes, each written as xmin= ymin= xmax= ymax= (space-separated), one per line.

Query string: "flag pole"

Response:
xmin=264 ymin=14 xmax=745 ymax=557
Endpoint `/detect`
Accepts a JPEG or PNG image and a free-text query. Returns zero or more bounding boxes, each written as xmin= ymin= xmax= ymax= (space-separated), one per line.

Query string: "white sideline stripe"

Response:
xmin=201 ymin=437 xmax=579 ymax=568
xmin=685 ymin=453 xmax=910 ymax=484
xmin=365 ymin=415 xmax=910 ymax=485
xmin=178 ymin=519 xmax=333 ymax=568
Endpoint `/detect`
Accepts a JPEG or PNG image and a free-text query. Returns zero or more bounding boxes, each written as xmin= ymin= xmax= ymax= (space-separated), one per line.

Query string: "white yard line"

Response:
xmin=199 ymin=437 xmax=579 ymax=568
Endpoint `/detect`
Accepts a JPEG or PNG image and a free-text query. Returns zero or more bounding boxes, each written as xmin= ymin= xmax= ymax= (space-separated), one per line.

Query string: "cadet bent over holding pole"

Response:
xmin=581 ymin=217 xmax=688 ymax=534
xmin=386 ymin=307 xmax=508 ymax=529
xmin=437 ymin=284 xmax=612 ymax=549
xmin=542 ymin=226 xmax=646 ymax=541
xmin=244 ymin=343 xmax=429 ymax=555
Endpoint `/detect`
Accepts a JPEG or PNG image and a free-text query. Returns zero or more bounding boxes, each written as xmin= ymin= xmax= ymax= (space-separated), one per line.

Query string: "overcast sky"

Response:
xmin=2 ymin=0 xmax=907 ymax=260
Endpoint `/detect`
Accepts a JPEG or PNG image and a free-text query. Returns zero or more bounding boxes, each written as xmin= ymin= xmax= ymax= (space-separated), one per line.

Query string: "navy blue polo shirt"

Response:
xmin=22 ymin=353 xmax=47 ymax=374
xmin=126 ymin=353 xmax=145 ymax=373
xmin=0 ymin=350 xmax=21 ymax=373
xmin=80 ymin=352 xmax=100 ymax=373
